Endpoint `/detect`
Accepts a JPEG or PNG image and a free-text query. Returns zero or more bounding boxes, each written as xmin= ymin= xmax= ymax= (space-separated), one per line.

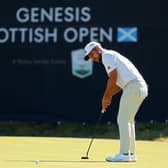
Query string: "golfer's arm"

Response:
xmin=103 ymin=69 xmax=121 ymax=98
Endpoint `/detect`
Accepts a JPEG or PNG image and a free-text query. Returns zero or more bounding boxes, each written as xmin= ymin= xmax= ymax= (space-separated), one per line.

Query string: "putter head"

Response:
xmin=81 ymin=156 xmax=89 ymax=159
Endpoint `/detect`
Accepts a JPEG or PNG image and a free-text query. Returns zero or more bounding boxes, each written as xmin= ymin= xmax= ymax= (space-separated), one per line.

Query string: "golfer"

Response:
xmin=84 ymin=41 xmax=148 ymax=162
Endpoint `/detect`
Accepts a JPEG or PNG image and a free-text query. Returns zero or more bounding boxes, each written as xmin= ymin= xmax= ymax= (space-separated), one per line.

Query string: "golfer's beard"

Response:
xmin=99 ymin=54 xmax=102 ymax=63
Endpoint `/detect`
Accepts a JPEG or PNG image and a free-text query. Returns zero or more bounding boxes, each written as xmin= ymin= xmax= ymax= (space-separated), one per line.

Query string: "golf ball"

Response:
xmin=35 ymin=160 xmax=40 ymax=164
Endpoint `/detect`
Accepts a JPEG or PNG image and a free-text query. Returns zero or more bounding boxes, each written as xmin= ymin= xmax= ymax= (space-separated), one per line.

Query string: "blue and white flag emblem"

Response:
xmin=117 ymin=27 xmax=138 ymax=42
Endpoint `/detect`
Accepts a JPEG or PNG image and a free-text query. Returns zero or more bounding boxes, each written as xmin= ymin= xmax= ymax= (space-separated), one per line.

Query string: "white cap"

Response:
xmin=84 ymin=41 xmax=101 ymax=60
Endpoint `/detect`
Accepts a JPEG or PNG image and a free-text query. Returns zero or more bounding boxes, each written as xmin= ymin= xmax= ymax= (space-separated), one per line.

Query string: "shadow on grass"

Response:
xmin=7 ymin=160 xmax=106 ymax=163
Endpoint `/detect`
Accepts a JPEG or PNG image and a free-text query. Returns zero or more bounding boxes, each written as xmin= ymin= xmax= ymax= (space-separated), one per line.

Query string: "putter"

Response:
xmin=81 ymin=109 xmax=105 ymax=159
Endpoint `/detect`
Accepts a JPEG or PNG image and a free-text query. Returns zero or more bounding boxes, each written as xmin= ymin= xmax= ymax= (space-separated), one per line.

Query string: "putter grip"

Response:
xmin=101 ymin=109 xmax=105 ymax=113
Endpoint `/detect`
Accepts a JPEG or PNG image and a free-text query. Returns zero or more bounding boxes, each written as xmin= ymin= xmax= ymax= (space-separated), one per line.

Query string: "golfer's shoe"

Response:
xmin=105 ymin=153 xmax=137 ymax=162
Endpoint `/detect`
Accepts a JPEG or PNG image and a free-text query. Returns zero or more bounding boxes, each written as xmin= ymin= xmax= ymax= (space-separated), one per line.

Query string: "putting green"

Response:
xmin=0 ymin=137 xmax=167 ymax=168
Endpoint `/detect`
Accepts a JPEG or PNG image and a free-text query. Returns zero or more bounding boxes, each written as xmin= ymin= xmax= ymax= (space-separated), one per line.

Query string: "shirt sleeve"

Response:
xmin=102 ymin=53 xmax=117 ymax=75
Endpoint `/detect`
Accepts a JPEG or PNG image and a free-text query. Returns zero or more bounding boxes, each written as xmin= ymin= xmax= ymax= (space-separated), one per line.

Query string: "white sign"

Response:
xmin=71 ymin=49 xmax=93 ymax=79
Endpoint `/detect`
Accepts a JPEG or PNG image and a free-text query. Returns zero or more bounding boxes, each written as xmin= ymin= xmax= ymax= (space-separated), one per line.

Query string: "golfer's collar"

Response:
xmin=100 ymin=49 xmax=106 ymax=63
xmin=101 ymin=48 xmax=107 ymax=54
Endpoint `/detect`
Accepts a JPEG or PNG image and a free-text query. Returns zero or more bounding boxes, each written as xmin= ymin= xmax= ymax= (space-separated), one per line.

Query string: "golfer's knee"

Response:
xmin=117 ymin=116 xmax=128 ymax=125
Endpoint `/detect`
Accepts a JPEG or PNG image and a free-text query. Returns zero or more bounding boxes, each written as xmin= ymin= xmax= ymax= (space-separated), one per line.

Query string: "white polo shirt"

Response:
xmin=102 ymin=49 xmax=145 ymax=89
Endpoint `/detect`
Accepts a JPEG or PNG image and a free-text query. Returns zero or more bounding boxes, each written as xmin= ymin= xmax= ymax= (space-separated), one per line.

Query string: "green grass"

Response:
xmin=0 ymin=136 xmax=168 ymax=168
xmin=0 ymin=121 xmax=167 ymax=167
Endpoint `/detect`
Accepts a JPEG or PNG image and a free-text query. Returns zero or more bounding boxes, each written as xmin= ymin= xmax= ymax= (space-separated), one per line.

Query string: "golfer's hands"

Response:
xmin=102 ymin=96 xmax=112 ymax=112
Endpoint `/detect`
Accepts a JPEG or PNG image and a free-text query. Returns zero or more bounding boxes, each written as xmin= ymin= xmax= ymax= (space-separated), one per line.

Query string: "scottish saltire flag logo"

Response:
xmin=71 ymin=49 xmax=93 ymax=79
xmin=117 ymin=27 xmax=138 ymax=42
